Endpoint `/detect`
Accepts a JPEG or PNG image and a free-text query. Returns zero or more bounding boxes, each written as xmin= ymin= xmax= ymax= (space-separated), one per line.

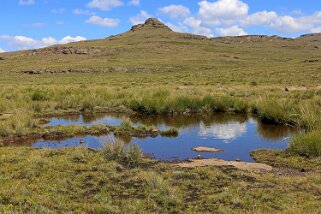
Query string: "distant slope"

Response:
xmin=0 ymin=18 xmax=320 ymax=75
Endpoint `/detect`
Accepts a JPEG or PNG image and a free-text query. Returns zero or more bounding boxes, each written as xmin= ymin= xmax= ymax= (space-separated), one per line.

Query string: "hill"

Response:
xmin=0 ymin=18 xmax=320 ymax=84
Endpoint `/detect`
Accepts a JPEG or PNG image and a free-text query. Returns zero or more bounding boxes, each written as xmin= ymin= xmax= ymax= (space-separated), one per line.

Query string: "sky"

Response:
xmin=0 ymin=0 xmax=321 ymax=52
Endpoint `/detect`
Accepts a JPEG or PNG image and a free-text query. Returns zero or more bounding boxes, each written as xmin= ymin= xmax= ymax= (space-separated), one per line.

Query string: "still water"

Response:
xmin=32 ymin=113 xmax=298 ymax=162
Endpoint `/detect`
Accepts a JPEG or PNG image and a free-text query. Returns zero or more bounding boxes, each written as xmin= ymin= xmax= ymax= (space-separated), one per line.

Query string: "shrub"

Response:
xmin=289 ymin=131 xmax=321 ymax=157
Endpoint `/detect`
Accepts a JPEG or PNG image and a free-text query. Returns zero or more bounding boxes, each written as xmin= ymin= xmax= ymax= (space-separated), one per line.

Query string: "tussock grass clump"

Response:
xmin=160 ymin=128 xmax=179 ymax=137
xmin=297 ymin=104 xmax=321 ymax=131
xmin=290 ymin=131 xmax=321 ymax=157
xmin=128 ymin=94 xmax=247 ymax=115
xmin=0 ymin=110 xmax=36 ymax=137
xmin=255 ymin=98 xmax=297 ymax=125
xmin=31 ymin=89 xmax=50 ymax=101
xmin=103 ymin=140 xmax=142 ymax=167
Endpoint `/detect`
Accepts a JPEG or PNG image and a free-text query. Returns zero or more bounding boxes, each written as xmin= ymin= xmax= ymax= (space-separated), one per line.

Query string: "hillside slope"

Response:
xmin=0 ymin=18 xmax=320 ymax=80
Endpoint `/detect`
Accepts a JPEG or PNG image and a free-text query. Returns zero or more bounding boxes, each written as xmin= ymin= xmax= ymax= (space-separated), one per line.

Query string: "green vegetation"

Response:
xmin=290 ymin=131 xmax=321 ymax=157
xmin=103 ymin=140 xmax=142 ymax=167
xmin=1 ymin=147 xmax=321 ymax=213
xmin=0 ymin=18 xmax=321 ymax=212
xmin=251 ymin=149 xmax=321 ymax=172
xmin=160 ymin=127 xmax=179 ymax=137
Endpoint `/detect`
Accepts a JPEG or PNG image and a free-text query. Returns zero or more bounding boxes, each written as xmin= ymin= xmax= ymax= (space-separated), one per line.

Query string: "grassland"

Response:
xmin=0 ymin=19 xmax=321 ymax=212
xmin=1 ymin=146 xmax=321 ymax=213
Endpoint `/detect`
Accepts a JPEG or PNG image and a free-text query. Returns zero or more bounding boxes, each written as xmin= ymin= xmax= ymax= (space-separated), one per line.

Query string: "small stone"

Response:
xmin=235 ymin=158 xmax=241 ymax=162
xmin=300 ymin=168 xmax=305 ymax=172
xmin=196 ymin=155 xmax=203 ymax=159
xmin=79 ymin=140 xmax=85 ymax=144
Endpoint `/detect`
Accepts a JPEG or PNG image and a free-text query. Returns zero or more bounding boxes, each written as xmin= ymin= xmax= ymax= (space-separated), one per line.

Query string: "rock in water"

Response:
xmin=192 ymin=147 xmax=224 ymax=152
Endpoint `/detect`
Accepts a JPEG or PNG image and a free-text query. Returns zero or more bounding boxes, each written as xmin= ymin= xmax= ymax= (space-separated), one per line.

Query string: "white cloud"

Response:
xmin=86 ymin=16 xmax=120 ymax=27
xmin=19 ymin=0 xmax=34 ymax=5
xmin=241 ymin=10 xmax=321 ymax=34
xmin=166 ymin=22 xmax=188 ymax=33
xmin=73 ymin=9 xmax=96 ymax=15
xmin=128 ymin=0 xmax=140 ymax=6
xmin=270 ymin=16 xmax=310 ymax=34
xmin=311 ymin=27 xmax=321 ymax=33
xmin=159 ymin=5 xmax=190 ymax=19
xmin=0 ymin=48 xmax=5 ymax=53
xmin=87 ymin=0 xmax=123 ymax=11
xmin=59 ymin=36 xmax=87 ymax=44
xmin=198 ymin=0 xmax=249 ymax=26
xmin=242 ymin=11 xmax=277 ymax=26
xmin=0 ymin=35 xmax=87 ymax=50
xmin=216 ymin=25 xmax=247 ymax=36
xmin=183 ymin=17 xmax=213 ymax=37
xmin=130 ymin=10 xmax=151 ymax=25
xmin=0 ymin=35 xmax=37 ymax=49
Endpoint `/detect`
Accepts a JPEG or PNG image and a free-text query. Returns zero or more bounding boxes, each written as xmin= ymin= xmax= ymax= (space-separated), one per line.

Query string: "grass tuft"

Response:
xmin=290 ymin=131 xmax=321 ymax=157
xmin=103 ymin=140 xmax=142 ymax=167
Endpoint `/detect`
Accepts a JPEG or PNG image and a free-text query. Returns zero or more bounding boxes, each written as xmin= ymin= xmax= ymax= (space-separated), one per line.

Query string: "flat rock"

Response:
xmin=192 ymin=147 xmax=223 ymax=152
xmin=173 ymin=159 xmax=273 ymax=172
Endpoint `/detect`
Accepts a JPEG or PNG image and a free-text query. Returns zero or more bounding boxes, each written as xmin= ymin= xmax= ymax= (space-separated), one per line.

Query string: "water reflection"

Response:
xmin=48 ymin=113 xmax=125 ymax=127
xmin=257 ymin=123 xmax=299 ymax=140
xmin=16 ymin=113 xmax=300 ymax=162
xmin=199 ymin=121 xmax=247 ymax=142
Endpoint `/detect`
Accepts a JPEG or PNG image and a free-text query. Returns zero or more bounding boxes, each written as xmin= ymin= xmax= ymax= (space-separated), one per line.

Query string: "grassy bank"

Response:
xmin=0 ymin=81 xmax=321 ymax=156
xmin=1 ymin=146 xmax=321 ymax=213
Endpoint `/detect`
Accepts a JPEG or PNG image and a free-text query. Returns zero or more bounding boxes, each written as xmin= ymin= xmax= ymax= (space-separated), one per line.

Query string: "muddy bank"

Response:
xmin=173 ymin=158 xmax=273 ymax=172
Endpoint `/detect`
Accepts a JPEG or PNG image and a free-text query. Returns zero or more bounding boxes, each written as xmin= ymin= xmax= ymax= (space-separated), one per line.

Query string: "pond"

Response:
xmin=30 ymin=113 xmax=298 ymax=162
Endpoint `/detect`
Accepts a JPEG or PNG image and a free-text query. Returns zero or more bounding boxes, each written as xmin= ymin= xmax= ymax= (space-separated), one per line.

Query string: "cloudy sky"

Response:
xmin=1 ymin=0 xmax=321 ymax=52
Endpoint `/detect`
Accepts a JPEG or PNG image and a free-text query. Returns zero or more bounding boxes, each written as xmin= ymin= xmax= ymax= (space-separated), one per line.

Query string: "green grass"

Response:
xmin=0 ymin=147 xmax=321 ymax=213
xmin=103 ymin=140 xmax=142 ymax=167
xmin=0 ymin=20 xmax=321 ymax=211
xmin=290 ymin=131 xmax=321 ymax=157
xmin=160 ymin=127 xmax=179 ymax=137
xmin=251 ymin=149 xmax=321 ymax=172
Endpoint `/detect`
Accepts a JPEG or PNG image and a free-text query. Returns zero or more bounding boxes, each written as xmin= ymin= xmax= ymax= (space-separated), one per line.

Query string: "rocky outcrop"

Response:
xmin=213 ymin=35 xmax=292 ymax=43
xmin=179 ymin=34 xmax=208 ymax=40
xmin=30 ymin=46 xmax=102 ymax=56
xmin=14 ymin=66 xmax=183 ymax=74
xmin=131 ymin=18 xmax=172 ymax=31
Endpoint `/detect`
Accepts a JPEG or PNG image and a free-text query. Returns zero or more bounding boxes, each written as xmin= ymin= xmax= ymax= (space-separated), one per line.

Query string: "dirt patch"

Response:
xmin=173 ymin=158 xmax=273 ymax=172
xmin=192 ymin=147 xmax=223 ymax=152
xmin=272 ymin=167 xmax=312 ymax=177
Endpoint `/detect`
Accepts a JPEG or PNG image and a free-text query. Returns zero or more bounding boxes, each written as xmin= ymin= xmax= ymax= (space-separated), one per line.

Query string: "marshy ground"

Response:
xmin=0 ymin=19 xmax=321 ymax=213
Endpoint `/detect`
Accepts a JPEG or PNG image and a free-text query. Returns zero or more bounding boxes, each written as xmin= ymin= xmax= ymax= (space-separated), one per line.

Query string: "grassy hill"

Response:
xmin=1 ymin=18 xmax=321 ymax=85
xmin=0 ymin=18 xmax=321 ymax=213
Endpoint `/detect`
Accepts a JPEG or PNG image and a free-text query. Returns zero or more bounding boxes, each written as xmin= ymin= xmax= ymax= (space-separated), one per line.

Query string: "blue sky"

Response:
xmin=0 ymin=0 xmax=321 ymax=52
